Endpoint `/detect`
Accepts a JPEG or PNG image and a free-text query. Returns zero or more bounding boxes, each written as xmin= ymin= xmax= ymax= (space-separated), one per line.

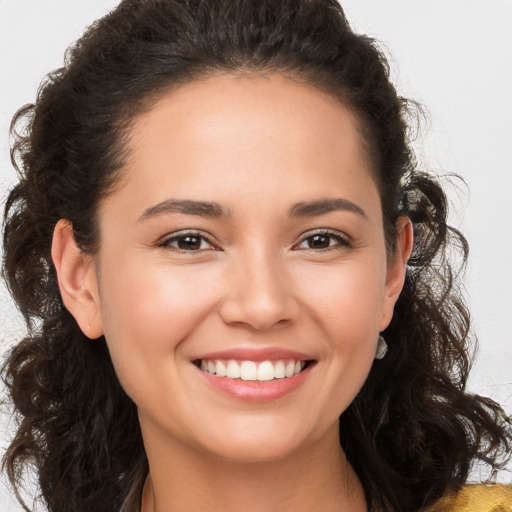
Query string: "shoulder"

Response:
xmin=427 ymin=484 xmax=512 ymax=512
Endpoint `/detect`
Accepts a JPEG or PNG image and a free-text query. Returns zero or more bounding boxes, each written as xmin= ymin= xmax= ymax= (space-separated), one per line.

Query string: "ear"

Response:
xmin=51 ymin=219 xmax=103 ymax=339
xmin=378 ymin=216 xmax=413 ymax=331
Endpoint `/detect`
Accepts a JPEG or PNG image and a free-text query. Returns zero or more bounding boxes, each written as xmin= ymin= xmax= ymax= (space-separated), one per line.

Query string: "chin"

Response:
xmin=197 ymin=420 xmax=310 ymax=464
xmin=209 ymin=441 xmax=300 ymax=464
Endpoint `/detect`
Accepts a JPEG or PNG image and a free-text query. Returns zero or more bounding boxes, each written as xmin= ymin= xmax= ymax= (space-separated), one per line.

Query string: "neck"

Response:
xmin=140 ymin=421 xmax=367 ymax=512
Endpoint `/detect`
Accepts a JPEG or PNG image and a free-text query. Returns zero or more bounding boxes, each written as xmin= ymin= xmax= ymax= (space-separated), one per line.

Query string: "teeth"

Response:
xmin=226 ymin=360 xmax=241 ymax=379
xmin=257 ymin=361 xmax=274 ymax=381
xmin=274 ymin=361 xmax=286 ymax=379
xmin=215 ymin=360 xmax=227 ymax=377
xmin=240 ymin=361 xmax=257 ymax=381
xmin=285 ymin=361 xmax=295 ymax=378
xmin=199 ymin=358 xmax=307 ymax=381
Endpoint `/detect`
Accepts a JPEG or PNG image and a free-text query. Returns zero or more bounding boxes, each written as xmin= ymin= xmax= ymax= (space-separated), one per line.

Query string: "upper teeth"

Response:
xmin=200 ymin=359 xmax=306 ymax=381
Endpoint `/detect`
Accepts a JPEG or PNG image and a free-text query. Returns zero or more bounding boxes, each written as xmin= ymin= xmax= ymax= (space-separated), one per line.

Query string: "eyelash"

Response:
xmin=157 ymin=231 xmax=218 ymax=252
xmin=157 ymin=229 xmax=351 ymax=253
xmin=293 ymin=230 xmax=351 ymax=252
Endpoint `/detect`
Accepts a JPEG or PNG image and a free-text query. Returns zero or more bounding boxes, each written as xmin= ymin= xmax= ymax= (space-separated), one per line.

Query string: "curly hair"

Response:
xmin=2 ymin=1 xmax=511 ymax=511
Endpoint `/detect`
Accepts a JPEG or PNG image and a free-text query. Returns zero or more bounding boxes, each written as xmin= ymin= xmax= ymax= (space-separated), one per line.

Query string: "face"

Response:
xmin=70 ymin=73 xmax=409 ymax=462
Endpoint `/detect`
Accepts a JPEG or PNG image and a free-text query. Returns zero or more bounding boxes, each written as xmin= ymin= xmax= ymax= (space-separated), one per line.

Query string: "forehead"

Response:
xmin=107 ymin=72 xmax=380 ymax=221
xmin=128 ymin=72 xmax=368 ymax=163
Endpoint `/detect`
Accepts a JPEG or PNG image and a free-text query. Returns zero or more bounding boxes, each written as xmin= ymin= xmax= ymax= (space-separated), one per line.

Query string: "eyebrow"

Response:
xmin=138 ymin=197 xmax=367 ymax=222
xmin=289 ymin=198 xmax=367 ymax=218
xmin=138 ymin=199 xmax=229 ymax=221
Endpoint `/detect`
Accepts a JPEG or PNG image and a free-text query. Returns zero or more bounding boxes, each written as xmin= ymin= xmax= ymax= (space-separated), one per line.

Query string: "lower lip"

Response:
xmin=195 ymin=364 xmax=313 ymax=402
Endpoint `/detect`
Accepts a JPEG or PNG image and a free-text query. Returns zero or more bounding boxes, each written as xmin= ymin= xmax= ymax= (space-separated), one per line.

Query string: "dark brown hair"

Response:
xmin=2 ymin=1 xmax=511 ymax=511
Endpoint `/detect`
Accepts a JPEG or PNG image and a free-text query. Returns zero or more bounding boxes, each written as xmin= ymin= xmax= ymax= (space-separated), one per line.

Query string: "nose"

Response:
xmin=218 ymin=250 xmax=300 ymax=331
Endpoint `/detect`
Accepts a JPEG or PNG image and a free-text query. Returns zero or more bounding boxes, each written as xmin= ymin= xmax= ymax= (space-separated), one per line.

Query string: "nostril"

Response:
xmin=218 ymin=279 xmax=299 ymax=331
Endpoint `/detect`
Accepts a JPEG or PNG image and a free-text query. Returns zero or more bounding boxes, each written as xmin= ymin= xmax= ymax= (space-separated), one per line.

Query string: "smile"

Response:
xmin=193 ymin=348 xmax=315 ymax=401
xmin=198 ymin=359 xmax=307 ymax=381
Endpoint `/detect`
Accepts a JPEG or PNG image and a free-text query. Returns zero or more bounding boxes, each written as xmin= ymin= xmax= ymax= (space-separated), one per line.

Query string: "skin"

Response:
xmin=52 ymin=72 xmax=413 ymax=512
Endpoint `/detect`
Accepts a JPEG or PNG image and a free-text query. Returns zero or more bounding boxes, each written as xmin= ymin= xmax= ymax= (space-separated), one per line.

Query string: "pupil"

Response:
xmin=178 ymin=236 xmax=201 ymax=250
xmin=310 ymin=235 xmax=329 ymax=248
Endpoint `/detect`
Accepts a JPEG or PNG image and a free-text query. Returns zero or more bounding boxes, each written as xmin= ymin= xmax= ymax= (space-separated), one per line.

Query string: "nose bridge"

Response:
xmin=219 ymin=242 xmax=298 ymax=330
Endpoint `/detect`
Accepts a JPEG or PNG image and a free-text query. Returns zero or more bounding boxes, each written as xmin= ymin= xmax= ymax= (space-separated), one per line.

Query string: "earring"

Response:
xmin=375 ymin=335 xmax=388 ymax=360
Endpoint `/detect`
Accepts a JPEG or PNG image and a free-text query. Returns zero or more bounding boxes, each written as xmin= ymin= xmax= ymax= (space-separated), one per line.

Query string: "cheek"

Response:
xmin=96 ymin=256 xmax=221 ymax=392
xmin=296 ymin=258 xmax=386 ymax=340
xmin=294 ymin=260 xmax=386 ymax=408
xmin=101 ymin=255 xmax=217 ymax=328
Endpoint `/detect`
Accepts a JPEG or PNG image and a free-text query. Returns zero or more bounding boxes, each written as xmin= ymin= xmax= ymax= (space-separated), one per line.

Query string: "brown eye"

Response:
xmin=176 ymin=235 xmax=203 ymax=250
xmin=295 ymin=230 xmax=350 ymax=251
xmin=159 ymin=232 xmax=216 ymax=252
xmin=307 ymin=234 xmax=332 ymax=249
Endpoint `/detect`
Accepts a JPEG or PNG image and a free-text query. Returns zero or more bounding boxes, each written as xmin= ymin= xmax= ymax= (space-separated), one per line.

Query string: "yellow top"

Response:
xmin=428 ymin=484 xmax=512 ymax=512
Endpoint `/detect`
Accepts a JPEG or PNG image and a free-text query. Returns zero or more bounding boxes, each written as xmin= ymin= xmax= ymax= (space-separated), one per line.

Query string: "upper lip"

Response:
xmin=195 ymin=347 xmax=314 ymax=362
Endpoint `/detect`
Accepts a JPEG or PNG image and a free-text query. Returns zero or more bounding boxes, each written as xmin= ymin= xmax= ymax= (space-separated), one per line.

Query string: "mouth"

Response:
xmin=194 ymin=358 xmax=314 ymax=382
xmin=192 ymin=348 xmax=316 ymax=401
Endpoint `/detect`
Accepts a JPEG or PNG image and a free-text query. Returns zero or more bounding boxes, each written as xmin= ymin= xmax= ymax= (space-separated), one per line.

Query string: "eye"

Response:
xmin=158 ymin=231 xmax=217 ymax=252
xmin=295 ymin=230 xmax=350 ymax=251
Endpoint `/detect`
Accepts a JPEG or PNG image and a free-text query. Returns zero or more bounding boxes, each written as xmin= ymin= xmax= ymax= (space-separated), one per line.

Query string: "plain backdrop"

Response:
xmin=1 ymin=0 xmax=511 ymax=509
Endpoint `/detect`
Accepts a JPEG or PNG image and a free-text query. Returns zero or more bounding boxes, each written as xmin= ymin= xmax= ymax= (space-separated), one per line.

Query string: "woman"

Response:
xmin=2 ymin=1 xmax=511 ymax=511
